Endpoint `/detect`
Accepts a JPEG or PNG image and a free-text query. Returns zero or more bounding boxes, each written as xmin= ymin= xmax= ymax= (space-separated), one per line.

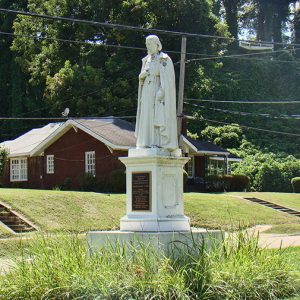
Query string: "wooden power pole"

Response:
xmin=177 ymin=36 xmax=187 ymax=145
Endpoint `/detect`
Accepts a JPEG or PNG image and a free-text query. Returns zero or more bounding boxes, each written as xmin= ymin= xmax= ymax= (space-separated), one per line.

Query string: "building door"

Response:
xmin=194 ymin=156 xmax=206 ymax=178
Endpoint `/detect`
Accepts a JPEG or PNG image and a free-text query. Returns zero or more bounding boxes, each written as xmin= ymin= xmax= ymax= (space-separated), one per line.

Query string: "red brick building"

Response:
xmin=0 ymin=118 xmax=241 ymax=191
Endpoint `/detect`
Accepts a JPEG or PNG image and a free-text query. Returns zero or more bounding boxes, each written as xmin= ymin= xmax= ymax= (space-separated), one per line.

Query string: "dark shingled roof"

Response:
xmin=74 ymin=118 xmax=136 ymax=147
xmin=184 ymin=135 xmax=229 ymax=154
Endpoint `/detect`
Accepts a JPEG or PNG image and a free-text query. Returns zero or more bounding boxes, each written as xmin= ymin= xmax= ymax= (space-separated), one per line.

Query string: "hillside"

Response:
xmin=0 ymin=189 xmax=299 ymax=234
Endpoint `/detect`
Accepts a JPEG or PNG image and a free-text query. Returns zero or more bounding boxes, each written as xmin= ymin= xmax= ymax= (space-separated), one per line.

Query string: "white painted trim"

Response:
xmin=187 ymin=155 xmax=195 ymax=178
xmin=182 ymin=136 xmax=230 ymax=156
xmin=31 ymin=120 xmax=131 ymax=156
xmin=196 ymin=150 xmax=230 ymax=155
xmin=10 ymin=157 xmax=28 ymax=182
xmin=209 ymin=156 xmax=242 ymax=162
xmin=46 ymin=155 xmax=54 ymax=174
xmin=85 ymin=151 xmax=96 ymax=176
xmin=7 ymin=152 xmax=30 ymax=158
xmin=182 ymin=136 xmax=198 ymax=153
xmin=30 ymin=121 xmax=72 ymax=156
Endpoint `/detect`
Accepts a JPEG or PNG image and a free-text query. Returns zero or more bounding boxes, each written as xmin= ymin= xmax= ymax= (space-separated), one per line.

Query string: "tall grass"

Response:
xmin=0 ymin=231 xmax=298 ymax=299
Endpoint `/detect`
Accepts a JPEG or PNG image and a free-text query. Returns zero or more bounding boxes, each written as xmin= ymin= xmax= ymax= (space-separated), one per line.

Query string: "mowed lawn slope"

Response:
xmin=232 ymin=192 xmax=300 ymax=210
xmin=0 ymin=189 xmax=299 ymax=232
xmin=0 ymin=226 xmax=12 ymax=238
xmin=232 ymin=192 xmax=300 ymax=234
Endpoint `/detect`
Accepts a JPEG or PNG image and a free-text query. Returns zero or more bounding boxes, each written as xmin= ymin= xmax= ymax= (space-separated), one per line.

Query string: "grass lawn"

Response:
xmin=0 ymin=189 xmax=299 ymax=233
xmin=231 ymin=192 xmax=300 ymax=211
xmin=230 ymin=192 xmax=300 ymax=234
xmin=0 ymin=189 xmax=125 ymax=232
xmin=0 ymin=226 xmax=12 ymax=238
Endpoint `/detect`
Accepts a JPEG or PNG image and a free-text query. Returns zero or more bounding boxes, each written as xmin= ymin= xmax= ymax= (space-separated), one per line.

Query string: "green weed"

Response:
xmin=0 ymin=231 xmax=298 ymax=299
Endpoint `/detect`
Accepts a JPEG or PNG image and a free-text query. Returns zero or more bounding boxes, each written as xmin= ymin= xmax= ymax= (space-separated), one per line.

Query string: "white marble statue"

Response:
xmin=135 ymin=35 xmax=178 ymax=150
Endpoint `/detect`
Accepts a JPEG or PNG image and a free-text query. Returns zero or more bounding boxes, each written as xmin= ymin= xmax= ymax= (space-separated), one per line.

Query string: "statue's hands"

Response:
xmin=139 ymin=69 xmax=149 ymax=81
xmin=156 ymin=88 xmax=165 ymax=102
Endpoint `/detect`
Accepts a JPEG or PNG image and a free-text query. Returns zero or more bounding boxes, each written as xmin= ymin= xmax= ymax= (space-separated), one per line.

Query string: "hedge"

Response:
xmin=291 ymin=177 xmax=300 ymax=193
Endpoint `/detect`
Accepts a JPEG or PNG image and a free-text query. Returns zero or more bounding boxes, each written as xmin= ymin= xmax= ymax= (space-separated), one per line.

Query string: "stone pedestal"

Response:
xmin=119 ymin=148 xmax=190 ymax=232
xmin=87 ymin=229 xmax=223 ymax=256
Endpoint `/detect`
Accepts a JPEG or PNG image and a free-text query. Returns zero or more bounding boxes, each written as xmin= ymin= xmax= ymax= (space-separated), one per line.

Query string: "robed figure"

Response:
xmin=135 ymin=35 xmax=178 ymax=151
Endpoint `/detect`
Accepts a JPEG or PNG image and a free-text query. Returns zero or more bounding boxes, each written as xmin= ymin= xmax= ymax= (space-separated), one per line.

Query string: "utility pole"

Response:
xmin=177 ymin=36 xmax=187 ymax=146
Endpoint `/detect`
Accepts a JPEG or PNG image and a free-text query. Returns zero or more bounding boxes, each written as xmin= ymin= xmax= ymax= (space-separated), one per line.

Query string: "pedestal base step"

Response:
xmin=87 ymin=229 xmax=223 ymax=256
xmin=120 ymin=216 xmax=190 ymax=232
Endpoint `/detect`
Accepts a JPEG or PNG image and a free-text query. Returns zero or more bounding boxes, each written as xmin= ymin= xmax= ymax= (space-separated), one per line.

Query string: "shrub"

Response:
xmin=233 ymin=152 xmax=300 ymax=192
xmin=291 ymin=177 xmax=300 ymax=193
xmin=229 ymin=174 xmax=250 ymax=191
xmin=60 ymin=177 xmax=72 ymax=190
xmin=0 ymin=147 xmax=8 ymax=176
xmin=206 ymin=174 xmax=249 ymax=192
xmin=110 ymin=169 xmax=126 ymax=193
xmin=206 ymin=175 xmax=224 ymax=192
xmin=77 ymin=173 xmax=98 ymax=192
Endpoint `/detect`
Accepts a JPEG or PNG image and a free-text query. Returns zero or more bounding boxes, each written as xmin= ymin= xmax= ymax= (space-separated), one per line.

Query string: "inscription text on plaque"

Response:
xmin=132 ymin=172 xmax=151 ymax=211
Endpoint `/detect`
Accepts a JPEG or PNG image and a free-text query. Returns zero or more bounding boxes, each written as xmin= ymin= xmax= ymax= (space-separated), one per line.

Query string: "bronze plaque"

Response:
xmin=132 ymin=172 xmax=151 ymax=211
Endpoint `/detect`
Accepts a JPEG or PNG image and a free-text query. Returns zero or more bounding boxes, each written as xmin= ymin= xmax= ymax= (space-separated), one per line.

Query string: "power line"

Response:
xmin=0 ymin=116 xmax=136 ymax=121
xmin=2 ymin=28 xmax=300 ymax=66
xmin=185 ymin=48 xmax=300 ymax=64
xmin=185 ymin=102 xmax=300 ymax=120
xmin=0 ymin=31 xmax=148 ymax=52
xmin=0 ymin=8 xmax=299 ymax=47
xmin=190 ymin=117 xmax=300 ymax=137
xmin=2 ymin=30 xmax=300 ymax=67
xmin=185 ymin=98 xmax=300 ymax=104
xmin=0 ymin=30 xmax=205 ymax=57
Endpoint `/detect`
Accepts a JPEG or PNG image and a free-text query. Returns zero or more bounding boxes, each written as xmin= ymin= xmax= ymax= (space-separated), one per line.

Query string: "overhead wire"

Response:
xmin=185 ymin=47 xmax=300 ymax=63
xmin=1 ymin=8 xmax=300 ymax=142
xmin=184 ymin=98 xmax=300 ymax=104
xmin=184 ymin=102 xmax=300 ymax=120
xmin=2 ymin=30 xmax=300 ymax=67
xmin=0 ymin=116 xmax=136 ymax=121
xmin=0 ymin=8 xmax=299 ymax=47
xmin=188 ymin=116 xmax=300 ymax=138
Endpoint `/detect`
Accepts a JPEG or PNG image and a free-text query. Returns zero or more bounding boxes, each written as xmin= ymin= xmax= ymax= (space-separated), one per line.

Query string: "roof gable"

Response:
xmin=1 ymin=123 xmax=63 ymax=157
xmin=183 ymin=135 xmax=230 ymax=155
xmin=31 ymin=118 xmax=137 ymax=156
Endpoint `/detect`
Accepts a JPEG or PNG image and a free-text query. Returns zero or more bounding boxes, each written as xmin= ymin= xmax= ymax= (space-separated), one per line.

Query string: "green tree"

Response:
xmin=11 ymin=0 xmax=224 ymax=118
xmin=201 ymin=124 xmax=244 ymax=149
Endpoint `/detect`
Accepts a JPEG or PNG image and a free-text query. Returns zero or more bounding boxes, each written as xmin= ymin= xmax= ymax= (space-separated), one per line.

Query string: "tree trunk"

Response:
xmin=223 ymin=0 xmax=239 ymax=49
xmin=256 ymin=0 xmax=273 ymax=42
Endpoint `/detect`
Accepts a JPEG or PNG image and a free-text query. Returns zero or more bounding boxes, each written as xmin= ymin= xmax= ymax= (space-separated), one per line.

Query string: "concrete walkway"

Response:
xmin=247 ymin=225 xmax=300 ymax=249
xmin=0 ymin=258 xmax=15 ymax=275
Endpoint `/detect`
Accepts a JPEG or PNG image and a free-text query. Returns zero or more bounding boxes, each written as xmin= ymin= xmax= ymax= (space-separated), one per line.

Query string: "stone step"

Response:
xmin=244 ymin=197 xmax=300 ymax=218
xmin=0 ymin=204 xmax=36 ymax=233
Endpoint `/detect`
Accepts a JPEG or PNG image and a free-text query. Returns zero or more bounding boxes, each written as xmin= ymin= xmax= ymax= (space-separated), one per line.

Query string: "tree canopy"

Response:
xmin=0 ymin=0 xmax=300 ymax=160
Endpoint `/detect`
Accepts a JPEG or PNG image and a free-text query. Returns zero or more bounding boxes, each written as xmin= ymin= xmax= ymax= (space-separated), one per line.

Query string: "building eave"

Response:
xmin=196 ymin=150 xmax=230 ymax=156
xmin=30 ymin=119 xmax=133 ymax=156
xmin=7 ymin=153 xmax=30 ymax=158
xmin=182 ymin=136 xmax=198 ymax=153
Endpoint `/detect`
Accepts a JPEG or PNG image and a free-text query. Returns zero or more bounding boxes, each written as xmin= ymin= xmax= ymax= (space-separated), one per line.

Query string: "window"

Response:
xmin=10 ymin=158 xmax=28 ymax=182
xmin=46 ymin=155 xmax=54 ymax=174
xmin=85 ymin=151 xmax=95 ymax=176
xmin=187 ymin=156 xmax=194 ymax=178
xmin=208 ymin=158 xmax=225 ymax=176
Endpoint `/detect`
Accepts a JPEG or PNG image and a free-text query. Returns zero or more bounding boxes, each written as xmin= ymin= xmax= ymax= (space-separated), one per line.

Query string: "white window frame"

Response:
xmin=85 ymin=151 xmax=96 ymax=176
xmin=187 ymin=155 xmax=194 ymax=178
xmin=10 ymin=158 xmax=28 ymax=182
xmin=46 ymin=155 xmax=54 ymax=174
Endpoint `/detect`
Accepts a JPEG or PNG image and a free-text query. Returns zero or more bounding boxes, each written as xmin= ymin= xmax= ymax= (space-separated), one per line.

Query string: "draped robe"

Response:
xmin=135 ymin=52 xmax=178 ymax=150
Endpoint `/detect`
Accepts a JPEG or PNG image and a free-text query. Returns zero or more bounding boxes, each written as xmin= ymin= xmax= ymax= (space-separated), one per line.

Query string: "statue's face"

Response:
xmin=146 ymin=39 xmax=158 ymax=55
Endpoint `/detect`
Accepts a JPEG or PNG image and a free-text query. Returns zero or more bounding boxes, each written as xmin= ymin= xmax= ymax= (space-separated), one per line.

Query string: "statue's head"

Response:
xmin=146 ymin=35 xmax=162 ymax=55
